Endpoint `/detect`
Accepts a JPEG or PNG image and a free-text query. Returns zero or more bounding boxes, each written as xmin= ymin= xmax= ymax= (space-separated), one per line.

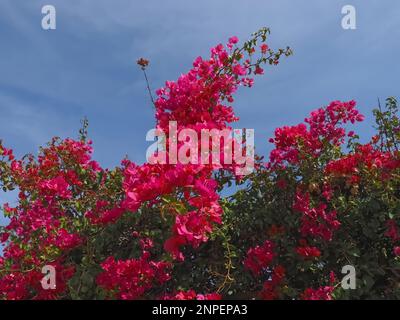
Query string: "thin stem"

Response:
xmin=378 ymin=98 xmax=392 ymax=153
xmin=142 ymin=68 xmax=155 ymax=107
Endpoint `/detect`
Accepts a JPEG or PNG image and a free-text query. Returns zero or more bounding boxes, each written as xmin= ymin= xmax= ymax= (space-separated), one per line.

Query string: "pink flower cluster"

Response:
xmin=260 ymin=265 xmax=285 ymax=300
xmin=293 ymin=191 xmax=340 ymax=241
xmin=0 ymin=139 xmax=101 ymax=299
xmin=384 ymin=219 xmax=400 ymax=257
xmin=301 ymin=286 xmax=334 ymax=300
xmin=1 ymin=32 xmax=282 ymax=300
xmin=243 ymin=240 xmax=275 ymax=276
xmin=162 ymin=290 xmax=221 ymax=300
xmin=97 ymin=253 xmax=172 ymax=300
xmin=121 ymin=35 xmax=268 ymax=261
xmin=243 ymin=241 xmax=287 ymax=300
xmin=85 ymin=200 xmax=125 ymax=225
xmin=296 ymin=240 xmax=321 ymax=259
xmin=0 ymin=260 xmax=75 ymax=300
xmin=326 ymin=144 xmax=400 ymax=183
xmin=269 ymin=100 xmax=364 ymax=168
xmin=122 ymin=161 xmax=222 ymax=261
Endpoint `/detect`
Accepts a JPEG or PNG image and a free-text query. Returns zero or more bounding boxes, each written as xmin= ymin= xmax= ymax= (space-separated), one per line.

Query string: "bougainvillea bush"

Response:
xmin=1 ymin=28 xmax=399 ymax=300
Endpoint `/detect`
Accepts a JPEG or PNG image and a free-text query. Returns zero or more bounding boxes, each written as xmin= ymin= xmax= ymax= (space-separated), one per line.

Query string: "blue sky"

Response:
xmin=1 ymin=0 xmax=400 ymax=230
